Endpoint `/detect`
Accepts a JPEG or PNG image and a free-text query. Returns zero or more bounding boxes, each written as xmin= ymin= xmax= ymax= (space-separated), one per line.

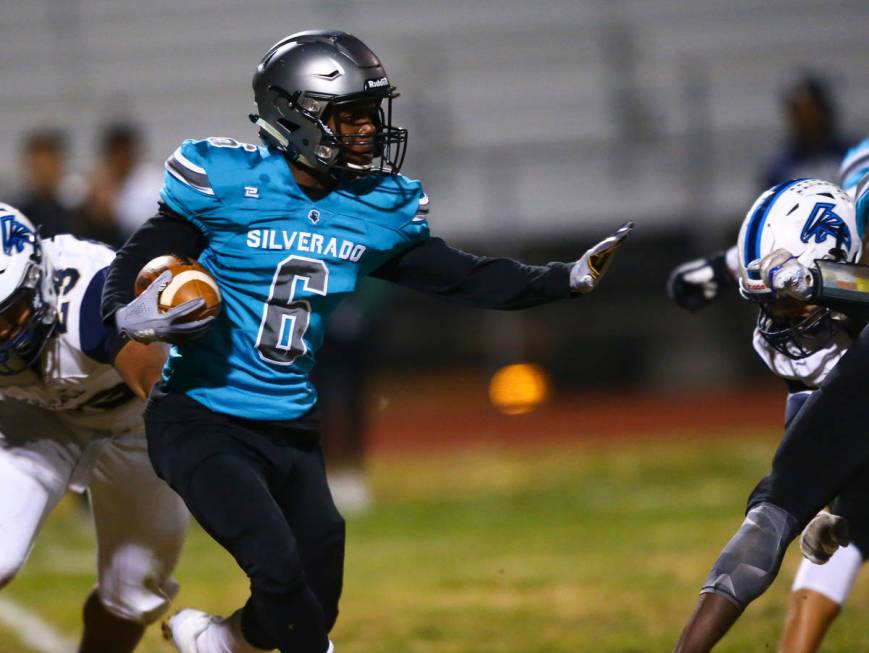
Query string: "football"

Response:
xmin=134 ymin=254 xmax=222 ymax=322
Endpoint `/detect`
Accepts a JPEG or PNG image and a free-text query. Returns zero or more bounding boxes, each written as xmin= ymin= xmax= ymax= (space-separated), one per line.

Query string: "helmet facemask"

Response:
xmin=258 ymin=85 xmax=407 ymax=179
xmin=755 ymin=301 xmax=838 ymax=360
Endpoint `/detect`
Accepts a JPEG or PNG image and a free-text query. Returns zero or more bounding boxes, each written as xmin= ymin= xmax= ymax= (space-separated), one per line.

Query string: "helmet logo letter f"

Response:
xmin=800 ymin=202 xmax=851 ymax=251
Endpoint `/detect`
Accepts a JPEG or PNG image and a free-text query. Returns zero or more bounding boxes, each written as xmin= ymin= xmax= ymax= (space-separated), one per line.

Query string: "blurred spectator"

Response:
xmin=16 ymin=129 xmax=75 ymax=237
xmin=760 ymin=73 xmax=851 ymax=188
xmin=71 ymin=123 xmax=163 ymax=248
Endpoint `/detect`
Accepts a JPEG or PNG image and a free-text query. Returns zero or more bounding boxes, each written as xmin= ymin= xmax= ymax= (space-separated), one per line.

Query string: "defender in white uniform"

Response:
xmin=0 ymin=203 xmax=188 ymax=652
xmin=673 ymin=179 xmax=867 ymax=653
xmin=668 ymin=141 xmax=869 ymax=653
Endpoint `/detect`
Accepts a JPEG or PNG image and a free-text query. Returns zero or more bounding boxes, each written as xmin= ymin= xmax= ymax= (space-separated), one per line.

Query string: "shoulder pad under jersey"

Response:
xmin=343 ymin=172 xmax=430 ymax=244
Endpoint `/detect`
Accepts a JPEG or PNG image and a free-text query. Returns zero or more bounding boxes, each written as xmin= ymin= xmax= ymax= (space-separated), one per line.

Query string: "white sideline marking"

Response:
xmin=0 ymin=597 xmax=75 ymax=653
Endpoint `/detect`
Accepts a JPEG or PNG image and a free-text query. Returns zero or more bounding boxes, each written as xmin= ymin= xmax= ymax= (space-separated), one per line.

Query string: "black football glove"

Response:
xmin=666 ymin=250 xmax=737 ymax=312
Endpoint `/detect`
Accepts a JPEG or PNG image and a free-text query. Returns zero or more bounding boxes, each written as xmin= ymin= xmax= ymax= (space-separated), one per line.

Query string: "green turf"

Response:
xmin=3 ymin=430 xmax=869 ymax=652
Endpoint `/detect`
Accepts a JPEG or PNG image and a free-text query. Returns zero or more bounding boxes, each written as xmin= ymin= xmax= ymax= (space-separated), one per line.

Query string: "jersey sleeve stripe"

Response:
xmin=165 ymin=156 xmax=215 ymax=196
xmin=173 ymin=147 xmax=207 ymax=174
xmin=857 ymin=174 xmax=869 ymax=203
xmin=413 ymin=193 xmax=430 ymax=221
xmin=840 ymin=152 xmax=869 ymax=188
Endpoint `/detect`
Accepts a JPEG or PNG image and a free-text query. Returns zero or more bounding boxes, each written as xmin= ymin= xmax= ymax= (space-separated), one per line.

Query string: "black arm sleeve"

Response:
xmin=100 ymin=203 xmax=208 ymax=326
xmin=370 ymin=237 xmax=573 ymax=309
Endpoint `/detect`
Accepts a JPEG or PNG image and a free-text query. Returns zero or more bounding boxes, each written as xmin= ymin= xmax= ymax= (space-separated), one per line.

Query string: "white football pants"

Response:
xmin=0 ymin=399 xmax=189 ymax=624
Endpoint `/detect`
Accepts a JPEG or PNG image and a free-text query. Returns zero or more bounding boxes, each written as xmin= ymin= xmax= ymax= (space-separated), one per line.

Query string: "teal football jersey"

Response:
xmin=840 ymin=138 xmax=869 ymax=235
xmin=160 ymin=137 xmax=429 ymax=420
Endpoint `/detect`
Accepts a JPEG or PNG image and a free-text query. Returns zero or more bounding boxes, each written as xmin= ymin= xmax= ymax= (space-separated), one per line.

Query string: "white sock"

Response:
xmin=196 ymin=609 xmax=271 ymax=653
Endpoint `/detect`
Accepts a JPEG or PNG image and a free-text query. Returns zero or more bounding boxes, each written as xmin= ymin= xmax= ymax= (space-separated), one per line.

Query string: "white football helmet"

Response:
xmin=736 ymin=178 xmax=861 ymax=358
xmin=0 ymin=204 xmax=57 ymax=374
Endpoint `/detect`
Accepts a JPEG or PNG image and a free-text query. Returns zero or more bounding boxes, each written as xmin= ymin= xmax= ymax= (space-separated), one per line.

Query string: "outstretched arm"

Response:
xmin=370 ymin=236 xmax=573 ymax=309
xmin=371 ymin=223 xmax=632 ymax=309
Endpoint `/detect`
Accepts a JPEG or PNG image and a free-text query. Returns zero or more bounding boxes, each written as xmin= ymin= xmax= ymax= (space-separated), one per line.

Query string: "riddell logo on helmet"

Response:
xmin=364 ymin=77 xmax=389 ymax=89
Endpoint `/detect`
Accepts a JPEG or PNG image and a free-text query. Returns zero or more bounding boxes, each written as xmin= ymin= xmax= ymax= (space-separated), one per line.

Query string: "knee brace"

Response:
xmin=701 ymin=502 xmax=800 ymax=610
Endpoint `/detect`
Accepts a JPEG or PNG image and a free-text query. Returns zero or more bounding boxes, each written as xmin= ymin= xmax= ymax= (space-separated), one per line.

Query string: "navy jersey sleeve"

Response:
xmin=81 ymin=267 xmax=127 ymax=363
xmin=370 ymin=236 xmax=572 ymax=309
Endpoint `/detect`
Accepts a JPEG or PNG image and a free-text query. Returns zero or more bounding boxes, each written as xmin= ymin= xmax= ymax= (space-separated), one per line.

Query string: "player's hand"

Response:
xmin=570 ymin=221 xmax=634 ymax=294
xmin=744 ymin=248 xmax=815 ymax=302
xmin=666 ymin=250 xmax=735 ymax=312
xmin=800 ymin=512 xmax=850 ymax=565
xmin=115 ymin=270 xmax=214 ymax=344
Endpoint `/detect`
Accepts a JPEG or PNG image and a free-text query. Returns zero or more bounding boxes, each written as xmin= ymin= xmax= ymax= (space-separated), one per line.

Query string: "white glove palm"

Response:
xmin=570 ymin=221 xmax=634 ymax=294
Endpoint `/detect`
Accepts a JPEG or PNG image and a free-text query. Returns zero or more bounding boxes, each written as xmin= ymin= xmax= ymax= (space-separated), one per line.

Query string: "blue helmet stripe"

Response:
xmin=743 ymin=179 xmax=808 ymax=268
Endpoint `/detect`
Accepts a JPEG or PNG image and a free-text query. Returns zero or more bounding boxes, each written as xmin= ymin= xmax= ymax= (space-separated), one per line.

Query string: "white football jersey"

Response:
xmin=752 ymin=324 xmax=850 ymax=389
xmin=0 ymin=235 xmax=142 ymax=437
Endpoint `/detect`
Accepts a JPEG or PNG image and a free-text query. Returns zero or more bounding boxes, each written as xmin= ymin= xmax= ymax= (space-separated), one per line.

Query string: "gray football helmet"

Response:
xmin=250 ymin=30 xmax=407 ymax=177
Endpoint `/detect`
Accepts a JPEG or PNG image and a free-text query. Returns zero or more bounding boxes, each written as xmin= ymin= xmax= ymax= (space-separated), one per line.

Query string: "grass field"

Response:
xmin=3 ymin=427 xmax=869 ymax=652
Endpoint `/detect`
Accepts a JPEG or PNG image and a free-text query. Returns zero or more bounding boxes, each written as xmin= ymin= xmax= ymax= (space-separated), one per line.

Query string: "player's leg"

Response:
xmin=81 ymin=431 xmax=189 ymax=653
xmin=776 ymin=465 xmax=869 ymax=653
xmin=674 ymin=502 xmax=799 ymax=653
xmin=780 ymin=590 xmax=839 ymax=653
xmin=273 ymin=442 xmax=345 ymax=631
xmin=0 ymin=402 xmax=77 ymax=589
xmin=778 ymin=544 xmax=862 ymax=653
xmin=146 ymin=392 xmax=331 ymax=653
xmin=0 ymin=445 xmax=68 ymax=588
xmin=675 ymin=326 xmax=869 ymax=652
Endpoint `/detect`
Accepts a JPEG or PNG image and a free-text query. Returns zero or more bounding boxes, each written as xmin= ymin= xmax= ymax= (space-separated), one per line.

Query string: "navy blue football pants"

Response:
xmin=144 ymin=390 xmax=344 ymax=653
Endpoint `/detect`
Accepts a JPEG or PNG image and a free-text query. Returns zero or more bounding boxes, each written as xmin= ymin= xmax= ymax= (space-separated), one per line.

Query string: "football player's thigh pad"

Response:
xmin=88 ymin=432 xmax=189 ymax=625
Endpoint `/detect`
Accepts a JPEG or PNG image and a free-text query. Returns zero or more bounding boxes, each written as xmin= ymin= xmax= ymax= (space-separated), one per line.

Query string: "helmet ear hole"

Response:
xmin=277 ymin=118 xmax=302 ymax=134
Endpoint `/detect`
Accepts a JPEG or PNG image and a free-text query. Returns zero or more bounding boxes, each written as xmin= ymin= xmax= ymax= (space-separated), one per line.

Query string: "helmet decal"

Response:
xmin=800 ymin=202 xmax=851 ymax=251
xmin=743 ymin=179 xmax=807 ymax=271
xmin=0 ymin=214 xmax=33 ymax=256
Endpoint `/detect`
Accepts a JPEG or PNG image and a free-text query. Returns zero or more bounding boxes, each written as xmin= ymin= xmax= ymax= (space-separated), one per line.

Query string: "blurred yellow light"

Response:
xmin=488 ymin=363 xmax=550 ymax=416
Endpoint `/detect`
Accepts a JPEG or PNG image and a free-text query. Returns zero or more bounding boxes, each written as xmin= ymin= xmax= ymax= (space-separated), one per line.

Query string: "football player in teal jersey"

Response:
xmin=101 ymin=30 xmax=632 ymax=653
